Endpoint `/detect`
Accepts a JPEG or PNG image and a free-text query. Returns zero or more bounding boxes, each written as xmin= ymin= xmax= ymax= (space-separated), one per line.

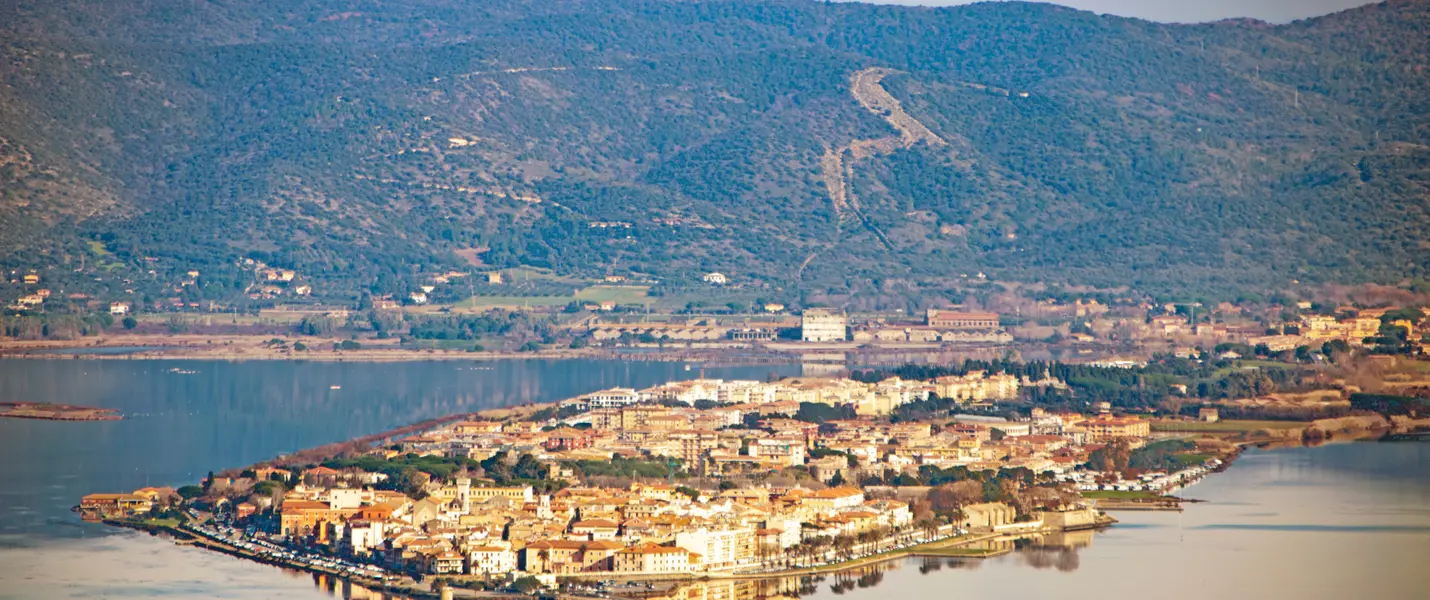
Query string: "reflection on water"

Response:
xmin=798 ymin=441 xmax=1430 ymax=600
xmin=639 ymin=528 xmax=1099 ymax=600
xmin=647 ymin=442 xmax=1430 ymax=600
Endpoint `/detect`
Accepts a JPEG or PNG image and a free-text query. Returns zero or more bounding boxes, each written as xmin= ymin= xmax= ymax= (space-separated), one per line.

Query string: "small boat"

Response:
xmin=329 ymin=385 xmax=341 ymax=390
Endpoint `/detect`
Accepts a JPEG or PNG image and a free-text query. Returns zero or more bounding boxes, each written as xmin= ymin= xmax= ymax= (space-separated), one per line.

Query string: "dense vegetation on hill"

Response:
xmin=2 ymin=0 xmax=1427 ymax=302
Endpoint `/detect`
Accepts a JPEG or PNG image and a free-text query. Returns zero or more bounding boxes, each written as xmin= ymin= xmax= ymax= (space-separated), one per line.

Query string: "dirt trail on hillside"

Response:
xmin=850 ymin=67 xmax=947 ymax=147
xmin=802 ymin=68 xmax=944 ymax=279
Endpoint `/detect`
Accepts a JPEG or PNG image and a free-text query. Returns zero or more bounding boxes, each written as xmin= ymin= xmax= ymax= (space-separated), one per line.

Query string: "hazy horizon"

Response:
xmin=853 ymin=0 xmax=1380 ymax=24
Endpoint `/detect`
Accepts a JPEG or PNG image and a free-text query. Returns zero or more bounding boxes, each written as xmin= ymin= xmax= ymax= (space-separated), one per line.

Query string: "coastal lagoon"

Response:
xmin=1 ymin=359 xmax=1427 ymax=599
xmin=0 ymin=358 xmax=797 ymax=598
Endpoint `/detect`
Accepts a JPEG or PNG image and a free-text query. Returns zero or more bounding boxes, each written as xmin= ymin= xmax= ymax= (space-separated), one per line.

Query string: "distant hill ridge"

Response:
xmin=1 ymin=0 xmax=1427 ymax=300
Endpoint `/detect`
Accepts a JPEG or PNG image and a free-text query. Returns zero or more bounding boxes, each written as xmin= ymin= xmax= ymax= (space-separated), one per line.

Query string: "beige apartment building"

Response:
xmin=801 ymin=308 xmax=847 ymax=342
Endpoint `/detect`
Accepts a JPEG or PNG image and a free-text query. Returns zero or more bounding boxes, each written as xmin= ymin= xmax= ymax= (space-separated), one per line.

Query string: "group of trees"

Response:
xmin=406 ymin=312 xmax=529 ymax=341
xmin=1086 ymin=439 xmax=1206 ymax=476
xmin=860 ymin=357 xmax=1333 ymax=411
xmin=793 ymin=402 xmax=859 ymax=424
xmin=1349 ymin=393 xmax=1430 ymax=417
xmin=920 ymin=467 xmax=1076 ymax=520
xmin=565 ymin=456 xmax=682 ymax=482
xmin=0 ymin=313 xmax=114 ymax=340
xmin=319 ymin=450 xmax=562 ymax=495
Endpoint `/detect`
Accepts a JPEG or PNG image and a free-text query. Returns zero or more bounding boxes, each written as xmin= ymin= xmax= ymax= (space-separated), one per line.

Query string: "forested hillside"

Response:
xmin=1 ymin=0 xmax=1427 ymax=302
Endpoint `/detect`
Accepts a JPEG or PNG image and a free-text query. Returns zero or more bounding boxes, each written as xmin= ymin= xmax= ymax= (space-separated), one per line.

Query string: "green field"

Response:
xmin=1080 ymin=490 xmax=1163 ymax=500
xmin=573 ymin=285 xmax=650 ymax=303
xmin=85 ymin=240 xmax=126 ymax=271
xmin=1152 ymin=419 xmax=1307 ymax=433
xmin=452 ymin=295 xmax=573 ymax=309
xmin=450 ymin=284 xmax=650 ymax=310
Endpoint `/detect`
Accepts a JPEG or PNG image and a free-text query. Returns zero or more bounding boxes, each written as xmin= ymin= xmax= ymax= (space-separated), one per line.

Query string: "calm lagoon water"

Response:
xmin=1 ymin=359 xmax=1427 ymax=599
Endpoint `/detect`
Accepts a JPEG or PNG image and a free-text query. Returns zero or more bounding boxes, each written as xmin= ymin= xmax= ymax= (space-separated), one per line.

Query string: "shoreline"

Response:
xmin=0 ymin=412 xmax=124 ymax=422
xmin=104 ymin=514 xmax=1115 ymax=599
xmin=92 ymin=433 xmax=1423 ymax=598
xmin=105 ymin=519 xmax=440 ymax=599
xmin=0 ymin=401 xmax=124 ymax=422
xmin=62 ymin=358 xmax=1416 ymax=596
xmin=0 ymin=333 xmax=1014 ymax=365
xmin=0 ymin=337 xmax=795 ymax=364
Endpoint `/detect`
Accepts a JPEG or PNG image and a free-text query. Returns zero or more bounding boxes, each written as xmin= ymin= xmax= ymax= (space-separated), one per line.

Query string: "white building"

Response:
xmin=343 ymin=520 xmax=386 ymax=556
xmin=674 ymin=527 xmax=753 ymax=568
xmin=327 ymin=488 xmax=366 ymax=510
xmin=469 ymin=545 xmax=516 ymax=575
xmin=639 ymin=379 xmax=723 ymax=404
xmin=802 ymin=487 xmax=865 ymax=513
xmin=932 ymin=371 xmax=1021 ymax=402
xmin=580 ymin=388 xmax=641 ymax=409
xmin=109 ymin=302 xmax=130 ymax=315
xmin=702 ymin=272 xmax=728 ymax=285
xmin=801 ymin=308 xmax=847 ymax=342
xmin=748 ymin=438 xmax=806 ymax=466
xmin=762 ymin=517 xmax=803 ymax=549
xmin=716 ymin=380 xmax=776 ymax=405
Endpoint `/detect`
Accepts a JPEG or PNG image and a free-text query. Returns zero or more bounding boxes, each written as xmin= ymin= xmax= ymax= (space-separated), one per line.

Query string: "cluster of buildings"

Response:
xmin=1130 ymin=304 xmax=1421 ymax=352
xmin=79 ymin=487 xmax=179 ymax=519
xmin=580 ymin=308 xmax=1010 ymax=347
xmin=812 ymin=310 xmax=1012 ymax=342
xmin=265 ymin=472 xmax=916 ymax=578
xmin=1028 ymin=409 xmax=1152 ymax=444
xmin=226 ymin=373 xmax=1146 ymax=576
xmin=1211 ymin=309 xmax=1414 ymax=353
xmin=243 ymin=260 xmax=311 ymax=300
xmin=800 ymin=308 xmax=1009 ymax=344
xmin=231 ymin=384 xmax=1141 ymax=578
xmin=8 ymin=286 xmax=50 ymax=311
xmin=559 ymin=372 xmax=1024 ymax=419
xmin=84 ymin=366 xmax=1163 ymax=584
xmin=1299 ymin=308 xmax=1411 ymax=345
xmin=4 ymin=272 xmax=71 ymax=312
xmin=8 ymin=289 xmax=130 ymax=315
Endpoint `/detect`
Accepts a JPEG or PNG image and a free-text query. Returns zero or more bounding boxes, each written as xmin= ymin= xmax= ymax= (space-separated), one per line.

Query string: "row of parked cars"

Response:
xmin=183 ymin=520 xmax=387 ymax=580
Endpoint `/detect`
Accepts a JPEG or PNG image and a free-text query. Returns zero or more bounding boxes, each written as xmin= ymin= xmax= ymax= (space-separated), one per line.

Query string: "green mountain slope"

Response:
xmin=1 ymin=0 xmax=1427 ymax=301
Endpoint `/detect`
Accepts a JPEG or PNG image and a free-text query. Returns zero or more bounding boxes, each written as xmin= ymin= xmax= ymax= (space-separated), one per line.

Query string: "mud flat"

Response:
xmin=0 ymin=401 xmax=122 ymax=421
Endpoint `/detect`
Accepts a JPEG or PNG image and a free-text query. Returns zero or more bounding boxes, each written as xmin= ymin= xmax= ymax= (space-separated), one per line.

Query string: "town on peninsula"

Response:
xmin=78 ymin=345 xmax=1430 ymax=599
